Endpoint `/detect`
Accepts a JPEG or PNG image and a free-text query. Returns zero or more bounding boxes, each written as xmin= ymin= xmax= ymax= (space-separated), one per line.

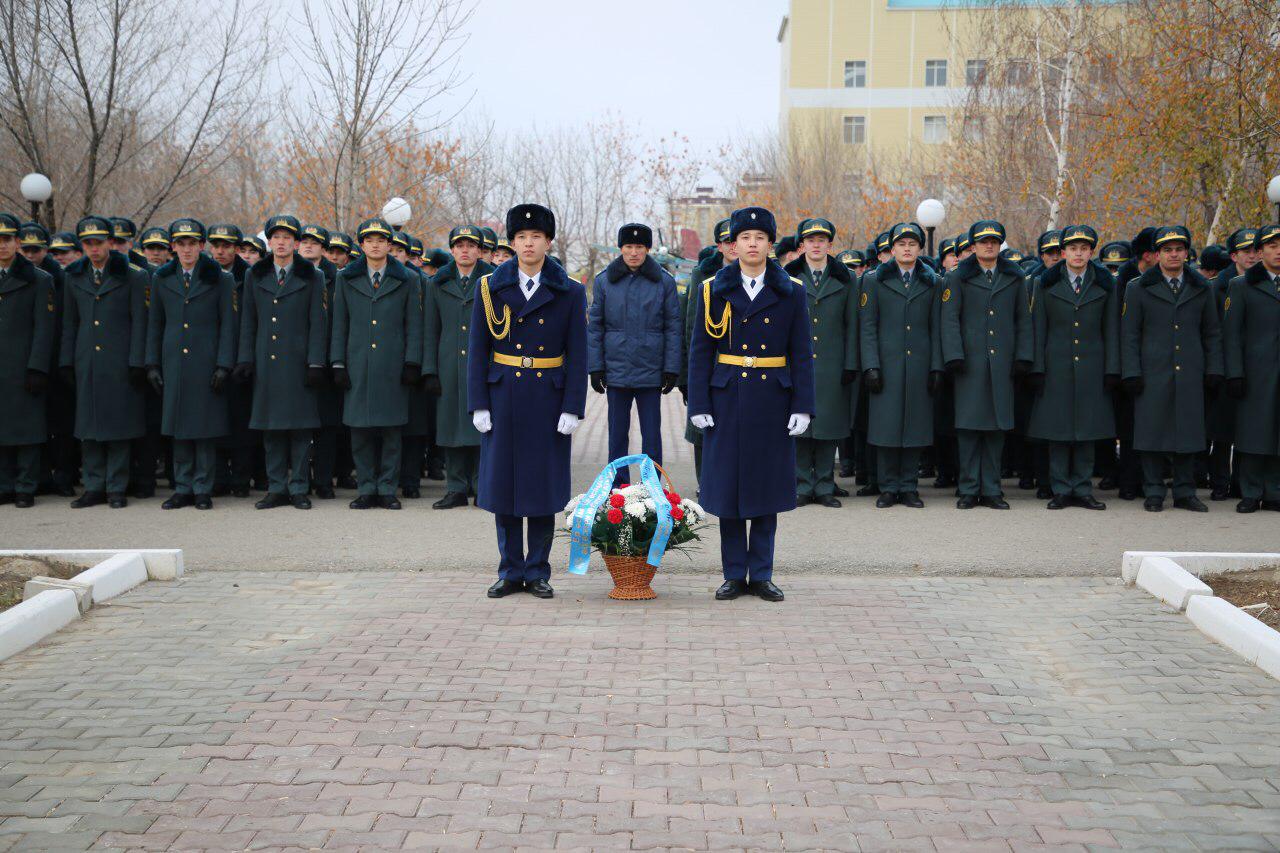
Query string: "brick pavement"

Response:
xmin=2 ymin=571 xmax=1279 ymax=850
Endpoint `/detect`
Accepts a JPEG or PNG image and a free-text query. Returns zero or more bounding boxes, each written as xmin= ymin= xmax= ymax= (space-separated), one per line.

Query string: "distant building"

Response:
xmin=670 ymin=186 xmax=734 ymax=251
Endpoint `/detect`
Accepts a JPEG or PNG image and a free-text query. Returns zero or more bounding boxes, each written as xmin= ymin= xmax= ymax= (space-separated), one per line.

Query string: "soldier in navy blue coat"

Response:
xmin=688 ymin=207 xmax=816 ymax=602
xmin=469 ymin=204 xmax=588 ymax=600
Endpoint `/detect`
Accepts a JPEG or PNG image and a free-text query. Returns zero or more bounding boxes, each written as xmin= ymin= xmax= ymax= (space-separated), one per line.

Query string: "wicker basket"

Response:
xmin=603 ymin=554 xmax=658 ymax=600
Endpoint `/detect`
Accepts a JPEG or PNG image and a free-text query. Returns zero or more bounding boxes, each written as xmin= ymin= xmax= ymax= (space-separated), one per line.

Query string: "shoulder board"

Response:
xmin=129 ymin=263 xmax=145 ymax=272
xmin=789 ymin=275 xmax=803 ymax=285
xmin=702 ymin=276 xmax=716 ymax=287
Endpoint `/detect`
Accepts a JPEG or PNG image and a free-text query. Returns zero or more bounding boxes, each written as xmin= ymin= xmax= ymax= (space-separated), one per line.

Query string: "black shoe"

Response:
xmin=487 ymin=579 xmax=524 ymax=598
xmin=856 ymin=484 xmax=880 ymax=497
xmin=161 ymin=493 xmax=194 ymax=510
xmin=128 ymin=485 xmax=155 ymax=499
xmin=14 ymin=493 xmax=34 ymax=508
xmin=108 ymin=493 xmax=128 ymax=509
xmin=380 ymin=495 xmax=402 ymax=510
xmin=1143 ymin=497 xmax=1164 ymax=512
xmin=231 ymin=486 xmax=251 ymax=498
xmin=1075 ymin=495 xmax=1107 ymax=511
xmin=255 ymin=492 xmax=290 ymax=509
xmin=839 ymin=464 xmax=855 ymax=478
xmin=715 ymin=579 xmax=748 ymax=600
xmin=795 ymin=493 xmax=813 ymax=506
xmin=1035 ymin=486 xmax=1054 ymax=500
xmin=817 ymin=495 xmax=841 ymax=508
xmin=919 ymin=465 xmax=936 ymax=478
xmin=291 ymin=494 xmax=312 ymax=510
xmin=1173 ymin=496 xmax=1208 ymax=513
xmin=349 ymin=495 xmax=375 ymax=509
xmin=314 ymin=487 xmax=336 ymax=500
xmin=402 ymin=487 xmax=421 ymax=499
xmin=831 ymin=484 xmax=850 ymax=497
xmin=956 ymin=495 xmax=978 ymax=509
xmin=426 ymin=466 xmax=446 ymax=482
xmin=1209 ymin=488 xmax=1230 ymax=502
xmin=875 ymin=492 xmax=898 ymax=508
xmin=1236 ymin=498 xmax=1261 ymax=513
xmin=336 ymin=476 xmax=358 ymax=490
xmin=933 ymin=475 xmax=957 ymax=489
xmin=194 ymin=494 xmax=213 ymax=510
xmin=899 ymin=491 xmax=924 ymax=508
xmin=748 ymin=579 xmax=784 ymax=602
xmin=433 ymin=491 xmax=469 ymax=510
xmin=1047 ymin=495 xmax=1070 ymax=510
xmin=527 ymin=579 xmax=554 ymax=599
xmin=1097 ymin=477 xmax=1117 ymax=491
xmin=980 ymin=495 xmax=1010 ymax=510
xmin=1018 ymin=477 xmax=1035 ymax=490
xmin=1118 ymin=488 xmax=1139 ymax=501
xmin=71 ymin=490 xmax=106 ymax=508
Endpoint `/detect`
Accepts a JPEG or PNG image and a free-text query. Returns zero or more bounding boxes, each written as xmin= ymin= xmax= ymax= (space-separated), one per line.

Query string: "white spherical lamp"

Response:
xmin=915 ymin=198 xmax=945 ymax=229
xmin=382 ymin=197 xmax=412 ymax=228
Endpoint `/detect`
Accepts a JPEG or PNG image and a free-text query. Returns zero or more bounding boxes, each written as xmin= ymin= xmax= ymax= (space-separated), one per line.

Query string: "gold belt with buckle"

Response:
xmin=717 ymin=354 xmax=787 ymax=368
xmin=492 ymin=352 xmax=565 ymax=369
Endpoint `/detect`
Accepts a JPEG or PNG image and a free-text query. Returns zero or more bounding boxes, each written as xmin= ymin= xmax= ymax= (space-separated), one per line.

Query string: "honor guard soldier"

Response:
xmin=1222 ymin=225 xmax=1280 ymax=512
xmin=775 ymin=234 xmax=800 ymax=266
xmin=1031 ymin=230 xmax=1062 ymax=278
xmin=423 ymin=225 xmax=494 ymax=508
xmin=205 ymin=224 xmax=256 ymax=498
xmin=1121 ymin=225 xmax=1223 ymax=512
xmin=234 ymin=215 xmax=328 ymax=510
xmin=588 ymin=222 xmax=681 ymax=487
xmin=785 ymin=217 xmax=857 ymax=508
xmin=859 ymin=221 xmax=941 ymax=507
xmin=109 ymin=217 xmax=150 ymax=268
xmin=389 ymin=230 xmax=440 ymax=491
xmin=299 ymin=224 xmax=347 ymax=498
xmin=326 ymin=232 xmax=353 ymax=269
xmin=0 ymin=213 xmax=56 ymax=507
xmin=61 ymin=215 xmax=150 ymax=508
xmin=407 ymin=237 xmax=426 ymax=269
xmin=941 ymin=220 xmax=1033 ymax=509
xmin=470 ymin=204 xmax=587 ymax=600
xmin=1099 ymin=241 xmax=1131 ymax=276
xmin=1207 ymin=228 xmax=1257 ymax=500
xmin=1112 ymin=228 xmax=1159 ymax=499
xmin=238 ymin=234 xmax=265 ymax=265
xmin=22 ymin=223 xmax=75 ymax=496
xmin=874 ymin=231 xmax=892 ymax=265
xmin=144 ymin=219 xmax=235 ymax=510
xmin=938 ymin=238 xmax=959 ymax=272
xmin=688 ymin=207 xmax=816 ymax=602
xmin=330 ymin=217 xmax=423 ymax=510
xmin=492 ymin=238 xmax=515 ymax=266
xmin=477 ymin=226 xmax=498 ymax=265
xmin=139 ymin=227 xmax=172 ymax=268
xmin=681 ymin=218 xmax=735 ymax=487
xmin=1026 ymin=225 xmax=1118 ymax=510
xmin=49 ymin=232 xmax=82 ymax=267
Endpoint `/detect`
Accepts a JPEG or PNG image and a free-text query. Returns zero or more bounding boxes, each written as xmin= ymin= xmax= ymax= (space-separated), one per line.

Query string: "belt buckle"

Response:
xmin=743 ymin=356 xmax=755 ymax=368
xmin=521 ymin=356 xmax=533 ymax=368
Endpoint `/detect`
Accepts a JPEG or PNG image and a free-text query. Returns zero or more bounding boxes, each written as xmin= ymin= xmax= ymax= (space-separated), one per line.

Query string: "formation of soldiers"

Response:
xmin=2 ymin=207 xmax=1278 ymax=532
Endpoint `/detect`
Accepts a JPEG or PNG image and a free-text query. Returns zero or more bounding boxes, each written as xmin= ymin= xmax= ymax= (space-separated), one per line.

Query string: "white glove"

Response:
xmin=557 ymin=413 xmax=580 ymax=435
xmin=787 ymin=413 xmax=810 ymax=436
xmin=472 ymin=410 xmax=492 ymax=433
xmin=690 ymin=414 xmax=714 ymax=430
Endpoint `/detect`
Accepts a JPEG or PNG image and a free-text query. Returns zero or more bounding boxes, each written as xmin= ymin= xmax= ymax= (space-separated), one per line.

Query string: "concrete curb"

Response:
xmin=0 ymin=548 xmax=183 ymax=580
xmin=72 ymin=552 xmax=148 ymax=603
xmin=1186 ymin=595 xmax=1278 ymax=666
xmin=0 ymin=590 xmax=80 ymax=662
xmin=1122 ymin=550 xmax=1280 ymax=584
xmin=1135 ymin=555 xmax=1212 ymax=612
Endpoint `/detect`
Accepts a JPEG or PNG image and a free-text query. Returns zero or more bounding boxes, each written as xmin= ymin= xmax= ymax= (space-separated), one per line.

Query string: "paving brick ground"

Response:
xmin=2 ymin=571 xmax=1279 ymax=850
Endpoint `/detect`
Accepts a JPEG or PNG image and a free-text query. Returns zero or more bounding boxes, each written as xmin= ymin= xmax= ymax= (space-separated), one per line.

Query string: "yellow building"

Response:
xmin=778 ymin=0 xmax=996 ymax=160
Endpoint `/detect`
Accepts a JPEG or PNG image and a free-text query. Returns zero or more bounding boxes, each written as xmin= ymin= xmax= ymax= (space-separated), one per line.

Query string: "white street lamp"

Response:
xmin=915 ymin=198 xmax=946 ymax=255
xmin=1267 ymin=175 xmax=1280 ymax=224
xmin=382 ymin=197 xmax=411 ymax=229
xmin=20 ymin=172 xmax=53 ymax=223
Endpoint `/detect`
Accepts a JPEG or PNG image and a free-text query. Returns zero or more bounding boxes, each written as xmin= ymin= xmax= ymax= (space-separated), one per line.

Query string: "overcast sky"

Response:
xmin=445 ymin=0 xmax=785 ymax=152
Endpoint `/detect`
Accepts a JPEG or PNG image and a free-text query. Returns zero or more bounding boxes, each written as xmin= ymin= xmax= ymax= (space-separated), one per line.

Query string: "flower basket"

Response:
xmin=564 ymin=454 xmax=706 ymax=601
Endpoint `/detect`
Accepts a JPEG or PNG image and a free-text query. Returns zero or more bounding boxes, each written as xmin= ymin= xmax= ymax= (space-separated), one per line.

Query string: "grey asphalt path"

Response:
xmin=2 ymin=393 xmax=1275 ymax=577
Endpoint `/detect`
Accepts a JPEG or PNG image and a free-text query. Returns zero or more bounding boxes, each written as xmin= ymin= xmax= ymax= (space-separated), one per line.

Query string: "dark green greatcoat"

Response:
xmin=1223 ymin=263 xmax=1280 ymax=456
xmin=683 ymin=252 xmax=724 ymax=445
xmin=1121 ymin=265 xmax=1224 ymax=453
xmin=785 ymin=256 xmax=858 ymax=440
xmin=0 ymin=253 xmax=56 ymax=445
xmin=60 ymin=251 xmax=149 ymax=441
xmin=314 ymin=255 xmax=344 ymax=428
xmin=145 ymin=254 xmax=236 ymax=440
xmin=238 ymin=254 xmax=327 ymax=431
xmin=859 ymin=261 xmax=941 ymax=448
xmin=402 ymin=266 xmax=432 ymax=438
xmin=941 ymin=255 xmax=1033 ymax=432
xmin=1027 ymin=261 xmax=1120 ymax=442
xmin=423 ymin=259 xmax=493 ymax=447
xmin=1207 ymin=266 xmax=1241 ymax=443
xmin=330 ymin=256 xmax=424 ymax=429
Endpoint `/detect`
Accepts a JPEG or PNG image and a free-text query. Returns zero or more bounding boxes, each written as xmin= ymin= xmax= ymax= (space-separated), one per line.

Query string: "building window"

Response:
xmin=963 ymin=115 xmax=984 ymax=142
xmin=922 ymin=115 xmax=948 ymax=144
xmin=843 ymin=60 xmax=866 ymax=88
xmin=842 ymin=115 xmax=866 ymax=145
xmin=924 ymin=59 xmax=947 ymax=87
xmin=1005 ymin=59 xmax=1031 ymax=86
xmin=965 ymin=59 xmax=987 ymax=86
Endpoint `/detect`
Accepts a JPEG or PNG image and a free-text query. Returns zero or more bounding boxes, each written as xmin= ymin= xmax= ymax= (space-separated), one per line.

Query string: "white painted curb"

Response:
xmin=73 ymin=552 xmax=148 ymax=603
xmin=0 ymin=549 xmax=183 ymax=580
xmin=0 ymin=589 xmax=80 ymax=662
xmin=1186 ymin=595 xmax=1279 ymax=666
xmin=23 ymin=577 xmax=93 ymax=613
xmin=1122 ymin=551 xmax=1280 ymax=584
xmin=1135 ymin=556 xmax=1212 ymax=612
xmin=1258 ymin=642 xmax=1280 ymax=681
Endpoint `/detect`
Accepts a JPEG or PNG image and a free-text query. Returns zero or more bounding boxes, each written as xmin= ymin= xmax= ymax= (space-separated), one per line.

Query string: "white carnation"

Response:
xmin=623 ymin=501 xmax=648 ymax=519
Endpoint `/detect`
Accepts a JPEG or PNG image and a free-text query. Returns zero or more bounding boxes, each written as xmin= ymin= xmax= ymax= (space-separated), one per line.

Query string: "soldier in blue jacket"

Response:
xmin=469 ymin=204 xmax=587 ymax=600
xmin=588 ymin=223 xmax=681 ymax=486
xmin=688 ymin=207 xmax=816 ymax=602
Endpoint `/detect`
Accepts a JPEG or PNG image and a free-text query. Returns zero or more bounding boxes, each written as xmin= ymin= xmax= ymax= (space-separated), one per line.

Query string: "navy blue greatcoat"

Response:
xmin=688 ymin=260 xmax=817 ymax=518
xmin=467 ymin=259 xmax=588 ymax=517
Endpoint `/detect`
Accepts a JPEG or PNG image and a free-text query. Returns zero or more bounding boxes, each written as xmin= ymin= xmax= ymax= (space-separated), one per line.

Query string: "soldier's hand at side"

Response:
xmin=590 ymin=371 xmax=607 ymax=394
xmin=472 ymin=409 xmax=492 ymax=433
xmin=210 ymin=368 xmax=228 ymax=394
xmin=660 ymin=373 xmax=677 ymax=394
xmin=23 ymin=369 xmax=47 ymax=396
xmin=401 ymin=363 xmax=421 ymax=386
xmin=945 ymin=358 xmax=965 ymax=375
xmin=840 ymin=370 xmax=858 ymax=386
xmin=927 ymin=371 xmax=943 ymax=396
xmin=422 ymin=374 xmax=443 ymax=396
xmin=1013 ymin=359 xmax=1031 ymax=377
xmin=332 ymin=366 xmax=352 ymax=390
xmin=679 ymin=385 xmax=688 ymax=404
xmin=232 ymin=362 xmax=253 ymax=383
xmin=690 ymin=414 xmax=713 ymax=430
xmin=1204 ymin=374 xmax=1224 ymax=396
xmin=863 ymin=368 xmax=883 ymax=394
xmin=304 ymin=366 xmax=325 ymax=388
xmin=59 ymin=365 xmax=75 ymax=387
xmin=146 ymin=366 xmax=164 ymax=394
xmin=129 ymin=366 xmax=147 ymax=389
xmin=557 ymin=413 xmax=580 ymax=435
xmin=1123 ymin=377 xmax=1144 ymax=397
xmin=1104 ymin=374 xmax=1120 ymax=393
xmin=1226 ymin=377 xmax=1246 ymax=399
xmin=786 ymin=413 xmax=810 ymax=437
xmin=1026 ymin=372 xmax=1045 ymax=394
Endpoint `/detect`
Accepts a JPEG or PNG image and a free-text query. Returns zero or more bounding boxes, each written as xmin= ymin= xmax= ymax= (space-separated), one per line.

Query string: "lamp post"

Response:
xmin=1267 ymin=175 xmax=1280 ymax=225
xmin=915 ymin=198 xmax=946 ymax=257
xmin=20 ymin=173 xmax=53 ymax=227
xmin=382 ymin=197 xmax=411 ymax=231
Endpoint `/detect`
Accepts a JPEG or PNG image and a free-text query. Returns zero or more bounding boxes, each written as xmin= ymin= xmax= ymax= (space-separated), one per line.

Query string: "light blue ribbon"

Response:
xmin=567 ymin=454 xmax=673 ymax=575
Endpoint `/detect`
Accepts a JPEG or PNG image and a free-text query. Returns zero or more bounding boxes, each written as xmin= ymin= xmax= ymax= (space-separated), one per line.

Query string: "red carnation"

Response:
xmin=665 ymin=491 xmax=681 ymax=505
xmin=609 ymin=493 xmax=625 ymax=508
xmin=670 ymin=506 xmax=685 ymax=521
xmin=607 ymin=508 xmax=623 ymax=524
